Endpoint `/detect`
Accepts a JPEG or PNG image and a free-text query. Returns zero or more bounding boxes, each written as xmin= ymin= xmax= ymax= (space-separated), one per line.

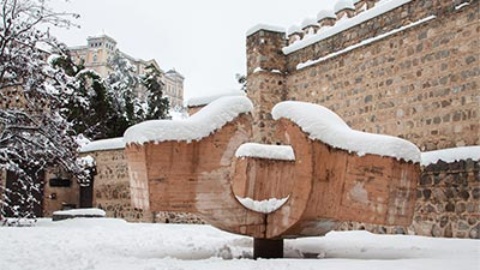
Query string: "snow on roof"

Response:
xmin=317 ymin=10 xmax=337 ymax=21
xmin=335 ymin=0 xmax=355 ymax=12
xmin=272 ymin=101 xmax=420 ymax=163
xmin=235 ymin=196 xmax=290 ymax=214
xmin=124 ymin=96 xmax=253 ymax=145
xmin=235 ymin=143 xmax=295 ymax=161
xmin=246 ymin=24 xmax=285 ymax=36
xmin=186 ymin=91 xmax=246 ymax=107
xmin=421 ymin=146 xmax=480 ymax=167
xmin=79 ymin=137 xmax=126 ymax=153
xmin=283 ymin=0 xmax=412 ymax=55
xmin=53 ymin=208 xmax=106 ymax=217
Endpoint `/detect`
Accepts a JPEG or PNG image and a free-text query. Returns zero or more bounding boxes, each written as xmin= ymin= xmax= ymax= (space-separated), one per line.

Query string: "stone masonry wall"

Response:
xmin=42 ymin=168 xmax=80 ymax=217
xmin=413 ymin=159 xmax=479 ymax=238
xmin=286 ymin=1 xmax=479 ymax=151
xmin=247 ymin=0 xmax=479 ymax=151
xmin=85 ymin=149 xmax=203 ymax=224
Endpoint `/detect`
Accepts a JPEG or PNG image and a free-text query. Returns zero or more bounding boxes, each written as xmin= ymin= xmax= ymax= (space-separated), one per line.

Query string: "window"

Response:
xmin=93 ymin=54 xmax=98 ymax=62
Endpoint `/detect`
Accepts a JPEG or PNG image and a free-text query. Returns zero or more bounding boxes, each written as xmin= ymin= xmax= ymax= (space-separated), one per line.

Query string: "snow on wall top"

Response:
xmin=317 ymin=10 xmax=337 ymax=21
xmin=272 ymin=101 xmax=420 ymax=163
xmin=186 ymin=90 xmax=246 ymax=107
xmin=301 ymin=17 xmax=317 ymax=29
xmin=246 ymin=24 xmax=285 ymax=37
xmin=124 ymin=96 xmax=253 ymax=145
xmin=235 ymin=143 xmax=295 ymax=161
xmin=53 ymin=208 xmax=106 ymax=217
xmin=335 ymin=0 xmax=355 ymax=12
xmin=80 ymin=137 xmax=126 ymax=153
xmin=421 ymin=146 xmax=480 ymax=167
xmin=283 ymin=0 xmax=412 ymax=55
xmin=287 ymin=25 xmax=303 ymax=35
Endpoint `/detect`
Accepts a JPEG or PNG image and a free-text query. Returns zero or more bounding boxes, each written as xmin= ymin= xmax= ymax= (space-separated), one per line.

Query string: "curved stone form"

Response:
xmin=124 ymin=97 xmax=420 ymax=241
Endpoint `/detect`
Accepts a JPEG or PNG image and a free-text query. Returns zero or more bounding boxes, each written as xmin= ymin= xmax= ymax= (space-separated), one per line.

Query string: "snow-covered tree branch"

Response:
xmin=0 ymin=0 xmax=87 ymax=219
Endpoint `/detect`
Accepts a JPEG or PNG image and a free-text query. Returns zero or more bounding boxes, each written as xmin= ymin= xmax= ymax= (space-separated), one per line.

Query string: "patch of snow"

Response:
xmin=53 ymin=208 xmax=106 ymax=217
xmin=335 ymin=0 xmax=355 ymax=13
xmin=272 ymin=101 xmax=420 ymax=163
xmin=124 ymin=96 xmax=253 ymax=145
xmin=287 ymin=25 xmax=302 ymax=35
xmin=235 ymin=143 xmax=295 ymax=161
xmin=246 ymin=24 xmax=285 ymax=36
xmin=47 ymin=54 xmax=61 ymax=66
xmin=77 ymin=155 xmax=95 ymax=167
xmin=186 ymin=90 xmax=246 ymax=107
xmin=421 ymin=146 xmax=480 ymax=167
xmin=455 ymin=2 xmax=470 ymax=10
xmin=296 ymin=15 xmax=436 ymax=70
xmin=301 ymin=17 xmax=317 ymax=29
xmin=317 ymin=9 xmax=337 ymax=21
xmin=75 ymin=134 xmax=91 ymax=148
xmin=79 ymin=137 xmax=125 ymax=153
xmin=253 ymin=67 xmax=265 ymax=73
xmin=235 ymin=196 xmax=290 ymax=214
xmin=283 ymin=0 xmax=412 ymax=54
xmin=0 ymin=219 xmax=479 ymax=269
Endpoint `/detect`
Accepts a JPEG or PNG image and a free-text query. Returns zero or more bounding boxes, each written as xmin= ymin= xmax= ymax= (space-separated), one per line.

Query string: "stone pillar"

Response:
xmin=246 ymin=27 xmax=287 ymax=144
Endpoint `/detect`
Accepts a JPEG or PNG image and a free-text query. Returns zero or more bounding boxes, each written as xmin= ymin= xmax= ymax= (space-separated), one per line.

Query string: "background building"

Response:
xmin=69 ymin=34 xmax=185 ymax=108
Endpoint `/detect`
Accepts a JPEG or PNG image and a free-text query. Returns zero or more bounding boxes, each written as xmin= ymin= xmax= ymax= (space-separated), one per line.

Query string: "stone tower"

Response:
xmin=246 ymin=26 xmax=287 ymax=143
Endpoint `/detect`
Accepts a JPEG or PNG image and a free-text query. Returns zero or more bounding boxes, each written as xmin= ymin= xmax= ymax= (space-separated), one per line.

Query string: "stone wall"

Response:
xmin=413 ymin=159 xmax=479 ymax=238
xmin=43 ymin=167 xmax=80 ymax=217
xmin=247 ymin=0 xmax=479 ymax=150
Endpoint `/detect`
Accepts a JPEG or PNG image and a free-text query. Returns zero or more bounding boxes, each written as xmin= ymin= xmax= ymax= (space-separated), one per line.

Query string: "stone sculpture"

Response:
xmin=124 ymin=96 xmax=420 ymax=258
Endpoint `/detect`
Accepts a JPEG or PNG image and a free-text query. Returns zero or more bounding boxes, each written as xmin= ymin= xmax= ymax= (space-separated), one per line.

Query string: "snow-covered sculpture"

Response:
xmin=124 ymin=96 xmax=420 ymax=258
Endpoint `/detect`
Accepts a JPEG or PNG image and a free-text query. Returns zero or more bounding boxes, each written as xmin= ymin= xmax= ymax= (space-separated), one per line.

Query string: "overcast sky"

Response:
xmin=50 ymin=0 xmax=335 ymax=101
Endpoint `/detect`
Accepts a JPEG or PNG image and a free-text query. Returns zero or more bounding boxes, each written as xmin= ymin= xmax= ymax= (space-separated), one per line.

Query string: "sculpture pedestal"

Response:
xmin=254 ymin=238 xmax=284 ymax=259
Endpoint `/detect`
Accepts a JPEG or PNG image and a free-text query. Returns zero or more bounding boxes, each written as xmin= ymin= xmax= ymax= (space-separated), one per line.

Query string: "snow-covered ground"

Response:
xmin=0 ymin=218 xmax=478 ymax=270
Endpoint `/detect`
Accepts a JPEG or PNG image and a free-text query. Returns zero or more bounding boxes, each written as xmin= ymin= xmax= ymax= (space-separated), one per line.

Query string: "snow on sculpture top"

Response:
xmin=272 ymin=101 xmax=421 ymax=163
xmin=235 ymin=143 xmax=295 ymax=161
xmin=124 ymin=96 xmax=254 ymax=145
xmin=186 ymin=90 xmax=246 ymax=107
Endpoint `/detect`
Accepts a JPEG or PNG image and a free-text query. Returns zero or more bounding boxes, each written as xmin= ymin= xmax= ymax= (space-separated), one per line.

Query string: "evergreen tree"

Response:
xmin=142 ymin=64 xmax=169 ymax=120
xmin=50 ymin=54 xmax=118 ymax=140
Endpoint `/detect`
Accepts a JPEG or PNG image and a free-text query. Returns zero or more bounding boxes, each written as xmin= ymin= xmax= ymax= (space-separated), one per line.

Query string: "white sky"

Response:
xmin=50 ymin=0 xmax=335 ymax=100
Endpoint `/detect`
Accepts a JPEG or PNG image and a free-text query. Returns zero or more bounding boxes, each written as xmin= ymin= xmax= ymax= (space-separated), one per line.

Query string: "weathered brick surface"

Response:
xmin=87 ymin=149 xmax=203 ymax=224
xmin=340 ymin=159 xmax=480 ymax=239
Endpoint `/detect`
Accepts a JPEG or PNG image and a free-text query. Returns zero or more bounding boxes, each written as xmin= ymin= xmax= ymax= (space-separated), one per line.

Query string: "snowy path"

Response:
xmin=0 ymin=218 xmax=478 ymax=270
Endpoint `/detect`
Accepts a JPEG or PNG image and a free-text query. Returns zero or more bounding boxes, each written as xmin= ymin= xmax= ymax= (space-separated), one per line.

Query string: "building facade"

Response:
xmin=69 ymin=34 xmax=185 ymax=109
